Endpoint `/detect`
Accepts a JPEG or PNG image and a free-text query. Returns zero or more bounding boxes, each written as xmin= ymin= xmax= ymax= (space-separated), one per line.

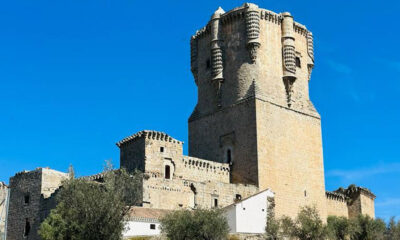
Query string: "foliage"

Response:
xmin=290 ymin=206 xmax=328 ymax=240
xmin=327 ymin=216 xmax=354 ymax=240
xmin=350 ymin=214 xmax=386 ymax=240
xmin=385 ymin=217 xmax=400 ymax=240
xmin=266 ymin=206 xmax=327 ymax=240
xmin=39 ymin=164 xmax=142 ymax=240
xmin=160 ymin=208 xmax=229 ymax=240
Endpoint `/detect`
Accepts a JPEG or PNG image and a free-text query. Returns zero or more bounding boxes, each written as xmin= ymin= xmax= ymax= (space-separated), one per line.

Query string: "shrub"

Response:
xmin=39 ymin=164 xmax=142 ymax=240
xmin=160 ymin=208 xmax=229 ymax=240
xmin=351 ymin=214 xmax=386 ymax=240
xmin=327 ymin=216 xmax=353 ymax=240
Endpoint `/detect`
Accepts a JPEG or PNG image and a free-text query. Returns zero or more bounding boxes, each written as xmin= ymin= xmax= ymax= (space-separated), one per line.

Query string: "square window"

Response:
xmin=160 ymin=147 xmax=164 ymax=152
xmin=150 ymin=224 xmax=156 ymax=230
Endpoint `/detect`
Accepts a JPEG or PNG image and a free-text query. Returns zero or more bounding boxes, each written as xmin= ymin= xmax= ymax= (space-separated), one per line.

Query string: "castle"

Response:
xmin=3 ymin=3 xmax=375 ymax=240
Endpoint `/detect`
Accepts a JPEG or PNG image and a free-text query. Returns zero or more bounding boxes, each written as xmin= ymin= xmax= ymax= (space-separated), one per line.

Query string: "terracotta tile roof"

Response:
xmin=126 ymin=207 xmax=171 ymax=222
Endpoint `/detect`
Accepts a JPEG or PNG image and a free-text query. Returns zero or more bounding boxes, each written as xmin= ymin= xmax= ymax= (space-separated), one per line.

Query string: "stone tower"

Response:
xmin=7 ymin=168 xmax=68 ymax=240
xmin=188 ymin=3 xmax=326 ymax=218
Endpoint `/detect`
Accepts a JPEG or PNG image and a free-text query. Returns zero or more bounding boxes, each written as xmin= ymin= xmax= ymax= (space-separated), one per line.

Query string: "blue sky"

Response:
xmin=0 ymin=0 xmax=399 ymax=220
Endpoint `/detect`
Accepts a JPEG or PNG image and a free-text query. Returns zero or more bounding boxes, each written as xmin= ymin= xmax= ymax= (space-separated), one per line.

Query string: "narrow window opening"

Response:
xmin=304 ymin=190 xmax=307 ymax=197
xmin=150 ymin=224 xmax=156 ymax=230
xmin=227 ymin=149 xmax=232 ymax=164
xmin=165 ymin=165 xmax=171 ymax=179
xmin=206 ymin=59 xmax=211 ymax=69
xmin=160 ymin=147 xmax=164 ymax=152
xmin=24 ymin=194 xmax=30 ymax=205
xmin=214 ymin=198 xmax=218 ymax=208
xmin=296 ymin=57 xmax=301 ymax=68
xmin=24 ymin=218 xmax=30 ymax=237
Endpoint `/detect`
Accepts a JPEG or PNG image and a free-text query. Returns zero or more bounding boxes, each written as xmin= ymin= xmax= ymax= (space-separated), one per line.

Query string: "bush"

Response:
xmin=160 ymin=208 xmax=229 ymax=240
xmin=351 ymin=214 xmax=386 ymax=240
xmin=291 ymin=206 xmax=328 ymax=240
xmin=39 ymin=164 xmax=142 ymax=240
xmin=385 ymin=217 xmax=400 ymax=240
xmin=327 ymin=216 xmax=353 ymax=240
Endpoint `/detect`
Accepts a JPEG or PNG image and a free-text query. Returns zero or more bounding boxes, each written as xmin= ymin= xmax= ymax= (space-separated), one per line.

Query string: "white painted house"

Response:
xmin=224 ymin=189 xmax=274 ymax=234
xmin=123 ymin=207 xmax=170 ymax=238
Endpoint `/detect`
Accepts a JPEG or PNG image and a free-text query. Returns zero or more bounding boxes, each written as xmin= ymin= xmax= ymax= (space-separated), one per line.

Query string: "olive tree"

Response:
xmin=39 ymin=164 xmax=142 ymax=240
xmin=160 ymin=208 xmax=229 ymax=240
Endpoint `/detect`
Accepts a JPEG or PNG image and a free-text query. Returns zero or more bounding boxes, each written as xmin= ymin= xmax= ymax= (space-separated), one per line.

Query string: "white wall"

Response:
xmin=123 ymin=220 xmax=161 ymax=237
xmin=225 ymin=189 xmax=274 ymax=234
xmin=225 ymin=205 xmax=236 ymax=233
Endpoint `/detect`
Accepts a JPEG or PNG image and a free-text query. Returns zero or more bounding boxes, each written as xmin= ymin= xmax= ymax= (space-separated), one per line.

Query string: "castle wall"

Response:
xmin=6 ymin=168 xmax=67 ymax=240
xmin=176 ymin=156 xmax=230 ymax=183
xmin=142 ymin=176 xmax=258 ymax=210
xmin=348 ymin=193 xmax=375 ymax=219
xmin=120 ymin=137 xmax=146 ymax=172
xmin=359 ymin=194 xmax=375 ymax=218
xmin=192 ymin=181 xmax=258 ymax=209
xmin=256 ymin=100 xmax=327 ymax=219
xmin=326 ymin=194 xmax=348 ymax=218
xmin=189 ymin=99 xmax=259 ymax=185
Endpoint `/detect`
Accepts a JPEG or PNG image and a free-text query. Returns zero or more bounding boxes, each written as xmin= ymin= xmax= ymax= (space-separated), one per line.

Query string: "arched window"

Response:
xmin=227 ymin=149 xmax=232 ymax=164
xmin=165 ymin=165 xmax=171 ymax=179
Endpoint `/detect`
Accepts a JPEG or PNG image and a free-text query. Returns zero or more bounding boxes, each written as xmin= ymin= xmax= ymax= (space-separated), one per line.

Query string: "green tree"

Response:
xmin=160 ymin=208 xmax=229 ymax=240
xmin=286 ymin=206 xmax=328 ymax=240
xmin=327 ymin=216 xmax=354 ymax=240
xmin=350 ymin=214 xmax=386 ymax=240
xmin=385 ymin=217 xmax=400 ymax=240
xmin=39 ymin=165 xmax=142 ymax=240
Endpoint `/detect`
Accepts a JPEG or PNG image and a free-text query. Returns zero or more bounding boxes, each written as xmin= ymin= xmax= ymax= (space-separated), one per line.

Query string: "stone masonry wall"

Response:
xmin=359 ymin=194 xmax=375 ymax=218
xmin=142 ymin=175 xmax=258 ymax=210
xmin=0 ymin=182 xmax=8 ymax=237
xmin=119 ymin=130 xmax=230 ymax=184
xmin=176 ymin=156 xmax=230 ymax=183
xmin=326 ymin=193 xmax=348 ymax=218
xmin=7 ymin=169 xmax=43 ymax=240
xmin=256 ymin=100 xmax=327 ymax=220
xmin=7 ymin=168 xmax=67 ymax=240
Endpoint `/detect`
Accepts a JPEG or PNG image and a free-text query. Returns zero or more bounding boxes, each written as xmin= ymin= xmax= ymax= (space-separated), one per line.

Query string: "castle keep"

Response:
xmin=4 ymin=3 xmax=375 ymax=239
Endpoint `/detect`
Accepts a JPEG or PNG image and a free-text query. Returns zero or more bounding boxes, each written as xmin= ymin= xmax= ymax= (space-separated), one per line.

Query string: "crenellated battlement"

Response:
xmin=117 ymin=130 xmax=183 ymax=147
xmin=192 ymin=3 xmax=311 ymax=42
xmin=182 ymin=156 xmax=230 ymax=173
xmin=326 ymin=191 xmax=347 ymax=202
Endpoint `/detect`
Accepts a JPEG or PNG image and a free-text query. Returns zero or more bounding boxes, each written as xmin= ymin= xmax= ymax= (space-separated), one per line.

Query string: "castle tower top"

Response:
xmin=190 ymin=3 xmax=316 ymax=119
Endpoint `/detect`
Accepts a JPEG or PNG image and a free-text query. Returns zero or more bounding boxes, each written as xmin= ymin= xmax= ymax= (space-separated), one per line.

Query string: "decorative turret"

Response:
xmin=244 ymin=3 xmax=261 ymax=63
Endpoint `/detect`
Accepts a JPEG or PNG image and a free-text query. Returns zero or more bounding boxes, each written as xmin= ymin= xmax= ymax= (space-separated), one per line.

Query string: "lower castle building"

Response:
xmin=3 ymin=3 xmax=375 ymax=240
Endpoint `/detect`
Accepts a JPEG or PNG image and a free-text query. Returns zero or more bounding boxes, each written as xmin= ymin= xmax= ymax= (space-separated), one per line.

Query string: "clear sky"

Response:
xmin=0 ymin=0 xmax=399 ymax=220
